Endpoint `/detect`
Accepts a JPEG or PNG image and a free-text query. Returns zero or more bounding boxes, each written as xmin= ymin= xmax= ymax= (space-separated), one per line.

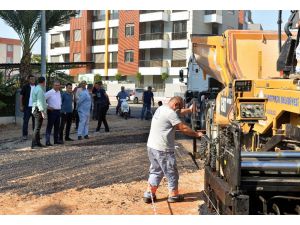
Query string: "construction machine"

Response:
xmin=180 ymin=11 xmax=300 ymax=214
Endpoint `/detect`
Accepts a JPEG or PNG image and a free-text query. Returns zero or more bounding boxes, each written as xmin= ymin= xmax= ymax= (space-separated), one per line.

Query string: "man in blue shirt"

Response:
xmin=59 ymin=83 xmax=74 ymax=142
xmin=141 ymin=86 xmax=154 ymax=120
xmin=116 ymin=86 xmax=129 ymax=114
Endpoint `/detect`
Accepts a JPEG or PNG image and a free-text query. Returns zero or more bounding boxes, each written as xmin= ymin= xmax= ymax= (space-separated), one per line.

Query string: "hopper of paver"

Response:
xmin=191 ymin=30 xmax=288 ymax=86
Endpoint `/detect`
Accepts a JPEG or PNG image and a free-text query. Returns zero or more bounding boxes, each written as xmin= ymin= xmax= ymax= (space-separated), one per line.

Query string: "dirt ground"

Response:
xmin=0 ymin=105 xmax=208 ymax=215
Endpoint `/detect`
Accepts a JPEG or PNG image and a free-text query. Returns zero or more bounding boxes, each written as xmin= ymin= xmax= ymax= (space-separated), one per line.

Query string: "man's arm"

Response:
xmin=176 ymin=122 xmax=203 ymax=138
xmin=151 ymin=93 xmax=154 ymax=106
xmin=179 ymin=104 xmax=194 ymax=116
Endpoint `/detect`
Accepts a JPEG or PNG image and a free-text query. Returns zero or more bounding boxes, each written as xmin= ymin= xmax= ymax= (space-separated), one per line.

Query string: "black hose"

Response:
xmin=278 ymin=10 xmax=282 ymax=53
xmin=284 ymin=10 xmax=297 ymax=37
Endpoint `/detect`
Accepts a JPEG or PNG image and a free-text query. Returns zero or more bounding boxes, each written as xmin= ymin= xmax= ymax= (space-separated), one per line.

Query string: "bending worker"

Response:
xmin=143 ymin=96 xmax=203 ymax=203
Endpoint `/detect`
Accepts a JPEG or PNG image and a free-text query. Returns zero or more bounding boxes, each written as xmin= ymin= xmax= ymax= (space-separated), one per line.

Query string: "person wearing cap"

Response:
xmin=77 ymin=80 xmax=92 ymax=140
xmin=116 ymin=86 xmax=129 ymax=115
xmin=143 ymin=96 xmax=203 ymax=204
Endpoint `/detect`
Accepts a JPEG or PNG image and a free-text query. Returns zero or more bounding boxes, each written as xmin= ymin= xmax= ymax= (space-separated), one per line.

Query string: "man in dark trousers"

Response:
xmin=45 ymin=80 xmax=62 ymax=146
xmin=141 ymin=86 xmax=154 ymax=120
xmin=31 ymin=77 xmax=47 ymax=149
xmin=59 ymin=83 xmax=74 ymax=142
xmin=95 ymin=81 xmax=110 ymax=132
xmin=20 ymin=75 xmax=36 ymax=140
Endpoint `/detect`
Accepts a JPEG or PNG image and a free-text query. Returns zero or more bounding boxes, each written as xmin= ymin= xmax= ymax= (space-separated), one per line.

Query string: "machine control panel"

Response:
xmin=234 ymin=80 xmax=252 ymax=92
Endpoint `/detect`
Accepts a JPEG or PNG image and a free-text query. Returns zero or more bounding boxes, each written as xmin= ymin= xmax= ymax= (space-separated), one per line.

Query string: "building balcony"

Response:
xmin=171 ymin=32 xmax=187 ymax=40
xmin=139 ymin=60 xmax=165 ymax=67
xmin=170 ymin=11 xmax=189 ymax=21
xmin=138 ymin=60 xmax=168 ymax=75
xmin=139 ymin=33 xmax=168 ymax=49
xmin=169 ymin=39 xmax=189 ymax=49
xmin=93 ymin=14 xmax=106 ymax=22
xmin=109 ymin=62 xmax=118 ymax=68
xmin=109 ymin=13 xmax=119 ymax=20
xmin=93 ymin=39 xmax=105 ymax=46
xmin=109 ymin=38 xmax=118 ymax=44
xmin=50 ymin=41 xmax=70 ymax=49
xmin=140 ymin=11 xmax=169 ymax=22
xmin=93 ymin=63 xmax=105 ymax=69
xmin=171 ymin=60 xmax=186 ymax=67
xmin=139 ymin=32 xmax=164 ymax=41
xmin=204 ymin=12 xmax=222 ymax=24
xmin=49 ymin=24 xmax=70 ymax=34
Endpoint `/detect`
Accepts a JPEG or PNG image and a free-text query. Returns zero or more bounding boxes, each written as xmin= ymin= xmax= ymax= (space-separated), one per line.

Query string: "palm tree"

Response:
xmin=0 ymin=10 xmax=77 ymax=85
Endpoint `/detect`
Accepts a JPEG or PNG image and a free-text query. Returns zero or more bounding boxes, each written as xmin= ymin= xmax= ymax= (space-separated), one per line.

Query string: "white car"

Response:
xmin=128 ymin=88 xmax=144 ymax=104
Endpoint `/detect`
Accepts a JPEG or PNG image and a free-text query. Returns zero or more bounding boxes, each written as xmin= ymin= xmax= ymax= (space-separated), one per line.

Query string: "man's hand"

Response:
xmin=20 ymin=105 xmax=24 ymax=112
xmin=196 ymin=131 xmax=204 ymax=138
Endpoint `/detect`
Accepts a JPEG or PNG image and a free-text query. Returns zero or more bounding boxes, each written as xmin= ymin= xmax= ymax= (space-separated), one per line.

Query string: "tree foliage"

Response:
xmin=115 ymin=72 xmax=122 ymax=82
xmin=0 ymin=10 xmax=77 ymax=86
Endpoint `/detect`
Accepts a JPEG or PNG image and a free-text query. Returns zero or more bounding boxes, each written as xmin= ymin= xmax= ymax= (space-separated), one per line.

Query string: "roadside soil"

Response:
xmin=0 ymin=105 xmax=208 ymax=215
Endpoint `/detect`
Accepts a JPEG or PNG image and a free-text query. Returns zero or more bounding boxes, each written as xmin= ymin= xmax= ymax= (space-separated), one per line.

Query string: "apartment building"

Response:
xmin=0 ymin=37 xmax=21 ymax=79
xmin=0 ymin=37 xmax=21 ymax=64
xmin=47 ymin=10 xmax=242 ymax=89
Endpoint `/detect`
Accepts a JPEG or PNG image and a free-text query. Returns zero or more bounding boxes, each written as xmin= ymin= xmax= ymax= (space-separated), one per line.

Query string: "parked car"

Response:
xmin=127 ymin=88 xmax=144 ymax=104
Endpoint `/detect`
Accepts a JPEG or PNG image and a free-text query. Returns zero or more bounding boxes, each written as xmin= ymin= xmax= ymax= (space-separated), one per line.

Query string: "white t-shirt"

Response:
xmin=28 ymin=85 xmax=35 ymax=107
xmin=147 ymin=105 xmax=182 ymax=152
xmin=45 ymin=89 xmax=62 ymax=110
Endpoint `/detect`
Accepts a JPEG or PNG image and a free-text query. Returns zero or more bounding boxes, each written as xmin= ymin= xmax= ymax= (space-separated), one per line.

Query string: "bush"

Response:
xmin=115 ymin=72 xmax=122 ymax=81
xmin=94 ymin=74 xmax=102 ymax=82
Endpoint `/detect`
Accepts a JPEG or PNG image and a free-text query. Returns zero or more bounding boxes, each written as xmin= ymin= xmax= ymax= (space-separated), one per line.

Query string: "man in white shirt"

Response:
xmin=45 ymin=80 xmax=62 ymax=146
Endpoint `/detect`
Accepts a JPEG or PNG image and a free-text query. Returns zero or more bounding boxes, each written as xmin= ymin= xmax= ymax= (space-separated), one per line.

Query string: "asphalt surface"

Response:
xmin=0 ymin=104 xmax=199 ymax=196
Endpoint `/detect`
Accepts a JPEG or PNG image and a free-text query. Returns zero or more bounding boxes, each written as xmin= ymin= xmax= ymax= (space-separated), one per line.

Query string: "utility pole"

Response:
xmin=41 ymin=10 xmax=47 ymax=83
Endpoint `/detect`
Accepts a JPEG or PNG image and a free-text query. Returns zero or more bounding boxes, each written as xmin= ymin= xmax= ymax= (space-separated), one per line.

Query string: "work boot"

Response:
xmin=78 ymin=136 xmax=82 ymax=140
xmin=167 ymin=194 xmax=184 ymax=203
xmin=143 ymin=191 xmax=157 ymax=204
xmin=84 ymin=135 xmax=89 ymax=139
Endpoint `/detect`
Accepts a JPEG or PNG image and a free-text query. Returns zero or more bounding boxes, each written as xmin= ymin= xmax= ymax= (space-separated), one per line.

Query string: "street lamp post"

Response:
xmin=41 ymin=10 xmax=46 ymax=83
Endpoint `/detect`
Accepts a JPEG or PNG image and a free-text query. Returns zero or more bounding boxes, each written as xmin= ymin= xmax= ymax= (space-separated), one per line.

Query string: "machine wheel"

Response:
xmin=133 ymin=97 xmax=138 ymax=104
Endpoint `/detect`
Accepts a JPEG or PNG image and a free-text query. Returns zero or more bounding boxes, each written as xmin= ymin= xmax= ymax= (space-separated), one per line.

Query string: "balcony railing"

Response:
xmin=139 ymin=32 xmax=164 ymax=41
xmin=109 ymin=13 xmax=119 ymax=20
xmin=109 ymin=38 xmax=118 ymax=44
xmin=140 ymin=10 xmax=164 ymax=14
xmin=139 ymin=60 xmax=165 ymax=67
xmin=204 ymin=10 xmax=216 ymax=15
xmin=93 ymin=39 xmax=105 ymax=46
xmin=93 ymin=14 xmax=106 ymax=21
xmin=93 ymin=63 xmax=105 ymax=69
xmin=172 ymin=32 xmax=187 ymax=40
xmin=109 ymin=62 xmax=118 ymax=68
xmin=171 ymin=60 xmax=186 ymax=67
xmin=50 ymin=41 xmax=70 ymax=49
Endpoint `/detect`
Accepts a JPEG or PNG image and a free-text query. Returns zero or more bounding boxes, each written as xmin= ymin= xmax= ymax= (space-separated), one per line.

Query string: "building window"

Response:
xmin=6 ymin=56 xmax=13 ymax=63
xmin=51 ymin=55 xmax=60 ymax=63
xmin=125 ymin=50 xmax=134 ymax=63
xmin=93 ymin=10 xmax=106 ymax=21
xmin=93 ymin=29 xmax=105 ymax=45
xmin=172 ymin=49 xmax=186 ymax=67
xmin=75 ymin=10 xmax=82 ymax=18
xmin=73 ymin=53 xmax=81 ymax=62
xmin=7 ymin=45 xmax=13 ymax=52
xmin=227 ymin=10 xmax=235 ymax=15
xmin=212 ymin=23 xmax=219 ymax=35
xmin=74 ymin=30 xmax=81 ymax=42
xmin=110 ymin=10 xmax=119 ymax=20
xmin=125 ymin=24 xmax=134 ymax=37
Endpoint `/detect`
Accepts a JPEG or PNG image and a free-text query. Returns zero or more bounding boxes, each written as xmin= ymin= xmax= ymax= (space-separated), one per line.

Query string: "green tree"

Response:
xmin=115 ymin=72 xmax=122 ymax=82
xmin=0 ymin=10 xmax=77 ymax=86
xmin=161 ymin=72 xmax=169 ymax=88
xmin=94 ymin=73 xmax=102 ymax=83
xmin=136 ymin=72 xmax=142 ymax=87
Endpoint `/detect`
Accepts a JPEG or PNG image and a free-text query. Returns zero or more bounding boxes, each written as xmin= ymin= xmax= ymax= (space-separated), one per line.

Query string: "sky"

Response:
xmin=0 ymin=10 xmax=293 ymax=55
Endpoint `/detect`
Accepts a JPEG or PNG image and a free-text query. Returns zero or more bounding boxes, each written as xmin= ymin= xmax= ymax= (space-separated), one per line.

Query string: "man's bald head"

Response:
xmin=168 ymin=96 xmax=184 ymax=111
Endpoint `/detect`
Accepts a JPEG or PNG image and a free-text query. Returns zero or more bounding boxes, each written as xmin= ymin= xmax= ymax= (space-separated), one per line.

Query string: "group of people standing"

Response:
xmin=20 ymin=76 xmax=109 ymax=149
